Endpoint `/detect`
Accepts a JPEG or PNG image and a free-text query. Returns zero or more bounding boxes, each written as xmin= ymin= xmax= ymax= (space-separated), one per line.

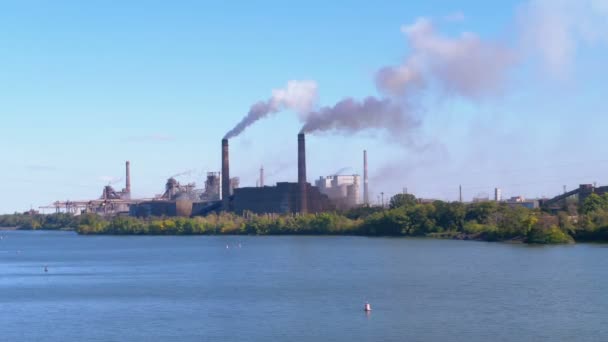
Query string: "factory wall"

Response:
xmin=232 ymin=182 xmax=333 ymax=215
xmin=129 ymin=199 xmax=193 ymax=218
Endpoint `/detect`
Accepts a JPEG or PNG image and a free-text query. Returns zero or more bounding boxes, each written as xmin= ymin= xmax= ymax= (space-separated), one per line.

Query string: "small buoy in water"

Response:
xmin=226 ymin=245 xmax=229 ymax=249
xmin=44 ymin=265 xmax=48 ymax=273
xmin=238 ymin=243 xmax=241 ymax=248
xmin=364 ymin=302 xmax=372 ymax=312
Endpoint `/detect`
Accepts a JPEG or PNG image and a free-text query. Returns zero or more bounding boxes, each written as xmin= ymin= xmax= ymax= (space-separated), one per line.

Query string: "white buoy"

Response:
xmin=364 ymin=302 xmax=372 ymax=312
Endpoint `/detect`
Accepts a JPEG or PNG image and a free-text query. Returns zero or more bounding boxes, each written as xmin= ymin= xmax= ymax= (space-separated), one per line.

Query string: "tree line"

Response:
xmin=5 ymin=193 xmax=608 ymax=244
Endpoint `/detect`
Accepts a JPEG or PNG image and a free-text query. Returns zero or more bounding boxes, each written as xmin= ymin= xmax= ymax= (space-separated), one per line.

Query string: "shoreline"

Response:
xmin=10 ymin=226 xmax=583 ymax=245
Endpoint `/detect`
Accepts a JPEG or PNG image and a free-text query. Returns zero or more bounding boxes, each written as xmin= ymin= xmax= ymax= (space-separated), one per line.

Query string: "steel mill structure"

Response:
xmin=228 ymin=133 xmax=333 ymax=215
xmin=42 ymin=133 xmax=370 ymax=217
xmin=41 ymin=161 xmax=138 ymax=215
xmin=315 ymin=174 xmax=361 ymax=210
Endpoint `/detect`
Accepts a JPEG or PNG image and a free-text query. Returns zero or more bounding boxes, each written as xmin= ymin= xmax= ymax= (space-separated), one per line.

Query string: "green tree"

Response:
xmin=389 ymin=194 xmax=417 ymax=209
xmin=433 ymin=201 xmax=465 ymax=232
xmin=581 ymin=193 xmax=608 ymax=214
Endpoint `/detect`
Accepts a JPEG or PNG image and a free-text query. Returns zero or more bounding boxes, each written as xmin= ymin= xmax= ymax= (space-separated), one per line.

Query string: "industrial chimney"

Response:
xmin=298 ymin=133 xmax=308 ymax=214
xmin=260 ymin=165 xmax=264 ymax=187
xmin=221 ymin=139 xmax=230 ymax=210
xmin=363 ymin=150 xmax=369 ymax=206
xmin=125 ymin=160 xmax=131 ymax=198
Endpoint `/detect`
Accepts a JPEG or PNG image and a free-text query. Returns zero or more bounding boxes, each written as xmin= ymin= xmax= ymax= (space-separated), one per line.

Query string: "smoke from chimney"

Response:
xmin=224 ymin=80 xmax=318 ymax=139
xmin=298 ymin=133 xmax=307 ymax=214
xmin=299 ymin=97 xmax=419 ymax=139
xmin=170 ymin=169 xmax=196 ymax=178
xmin=297 ymin=17 xmax=515 ymax=138
xmin=221 ymin=139 xmax=230 ymax=210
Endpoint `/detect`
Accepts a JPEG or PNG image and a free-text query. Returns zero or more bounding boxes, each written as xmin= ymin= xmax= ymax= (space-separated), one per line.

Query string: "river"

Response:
xmin=1 ymin=230 xmax=606 ymax=341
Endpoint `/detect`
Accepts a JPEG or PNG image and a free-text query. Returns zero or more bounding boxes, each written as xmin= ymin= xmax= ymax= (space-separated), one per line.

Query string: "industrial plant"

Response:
xmin=41 ymin=128 xmax=603 ymax=218
xmin=42 ymin=133 xmax=369 ymax=218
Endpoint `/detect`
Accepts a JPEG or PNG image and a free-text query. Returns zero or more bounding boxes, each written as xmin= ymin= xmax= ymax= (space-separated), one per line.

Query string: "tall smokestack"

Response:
xmin=222 ymin=139 xmax=230 ymax=210
xmin=363 ymin=150 xmax=369 ymax=206
xmin=260 ymin=166 xmax=264 ymax=187
xmin=459 ymin=185 xmax=463 ymax=203
xmin=298 ymin=133 xmax=308 ymax=214
xmin=125 ymin=161 xmax=131 ymax=198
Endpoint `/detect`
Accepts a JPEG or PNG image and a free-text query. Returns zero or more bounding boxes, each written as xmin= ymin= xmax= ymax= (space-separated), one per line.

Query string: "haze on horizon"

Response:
xmin=1 ymin=0 xmax=607 ymax=214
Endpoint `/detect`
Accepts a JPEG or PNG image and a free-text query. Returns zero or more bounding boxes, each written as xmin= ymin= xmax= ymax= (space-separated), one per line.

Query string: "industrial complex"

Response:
xmin=40 ymin=132 xmax=607 ymax=218
xmin=42 ymin=133 xmax=371 ymax=217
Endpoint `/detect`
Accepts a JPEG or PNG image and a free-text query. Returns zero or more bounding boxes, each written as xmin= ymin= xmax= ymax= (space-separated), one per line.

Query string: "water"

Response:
xmin=1 ymin=230 xmax=607 ymax=341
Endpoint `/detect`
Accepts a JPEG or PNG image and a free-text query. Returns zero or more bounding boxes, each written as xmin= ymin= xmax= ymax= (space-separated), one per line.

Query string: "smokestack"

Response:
xmin=298 ymin=133 xmax=308 ymax=214
xmin=459 ymin=185 xmax=463 ymax=203
xmin=363 ymin=150 xmax=369 ymax=206
xmin=222 ymin=139 xmax=230 ymax=210
xmin=260 ymin=166 xmax=264 ymax=187
xmin=125 ymin=161 xmax=131 ymax=198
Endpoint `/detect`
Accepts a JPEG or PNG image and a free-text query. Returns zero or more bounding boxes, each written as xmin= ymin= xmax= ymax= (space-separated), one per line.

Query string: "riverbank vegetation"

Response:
xmin=7 ymin=193 xmax=608 ymax=244
xmin=0 ymin=212 xmax=80 ymax=230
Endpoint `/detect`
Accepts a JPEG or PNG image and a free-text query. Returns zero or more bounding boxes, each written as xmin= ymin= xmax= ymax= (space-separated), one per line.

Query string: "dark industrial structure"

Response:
xmin=363 ymin=150 xmax=369 ymax=206
xmin=44 ymin=133 xmax=346 ymax=217
xmin=229 ymin=133 xmax=333 ymax=215
xmin=125 ymin=160 xmax=131 ymax=198
xmin=232 ymin=182 xmax=332 ymax=214
xmin=541 ymin=184 xmax=608 ymax=210
xmin=298 ymin=133 xmax=308 ymax=214
xmin=129 ymin=199 xmax=194 ymax=217
xmin=222 ymin=138 xmax=230 ymax=210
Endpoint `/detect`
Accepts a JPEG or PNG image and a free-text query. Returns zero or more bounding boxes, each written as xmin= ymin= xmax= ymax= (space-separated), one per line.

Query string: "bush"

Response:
xmin=527 ymin=226 xmax=574 ymax=244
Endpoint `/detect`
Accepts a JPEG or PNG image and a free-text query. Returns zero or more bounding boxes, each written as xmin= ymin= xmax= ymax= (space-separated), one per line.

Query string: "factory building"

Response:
xmin=51 ymin=131 xmax=352 ymax=218
xmin=315 ymin=175 xmax=361 ymax=210
xmin=494 ymin=187 xmax=502 ymax=202
xmin=504 ymin=196 xmax=539 ymax=209
xmin=161 ymin=177 xmax=198 ymax=201
xmin=129 ymin=199 xmax=193 ymax=217
xmin=226 ymin=133 xmax=334 ymax=214
xmin=232 ymin=182 xmax=333 ymax=214
xmin=100 ymin=161 xmax=132 ymax=201
xmin=202 ymin=172 xmax=221 ymax=201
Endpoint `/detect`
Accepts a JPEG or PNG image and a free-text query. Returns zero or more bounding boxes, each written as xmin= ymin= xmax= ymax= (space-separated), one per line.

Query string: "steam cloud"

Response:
xmin=518 ymin=0 xmax=608 ymax=75
xmin=227 ymin=1 xmax=607 ymax=142
xmin=170 ymin=169 xmax=196 ymax=178
xmin=375 ymin=17 xmax=515 ymax=99
xmin=99 ymin=176 xmax=123 ymax=185
xmin=299 ymin=16 xmax=514 ymax=137
xmin=224 ymin=80 xmax=318 ymax=139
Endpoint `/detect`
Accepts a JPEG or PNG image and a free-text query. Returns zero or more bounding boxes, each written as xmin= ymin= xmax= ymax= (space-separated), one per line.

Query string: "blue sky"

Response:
xmin=1 ymin=0 xmax=607 ymax=213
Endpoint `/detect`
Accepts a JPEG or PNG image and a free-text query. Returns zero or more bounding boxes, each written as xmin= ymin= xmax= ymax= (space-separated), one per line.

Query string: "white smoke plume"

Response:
xmin=248 ymin=2 xmax=607 ymax=141
xmin=170 ymin=169 xmax=196 ymax=178
xmin=224 ymin=80 xmax=318 ymax=139
xmin=300 ymin=16 xmax=513 ymax=138
xmin=376 ymin=17 xmax=516 ymax=99
xmin=99 ymin=176 xmax=123 ymax=185
xmin=518 ymin=0 xmax=608 ymax=76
